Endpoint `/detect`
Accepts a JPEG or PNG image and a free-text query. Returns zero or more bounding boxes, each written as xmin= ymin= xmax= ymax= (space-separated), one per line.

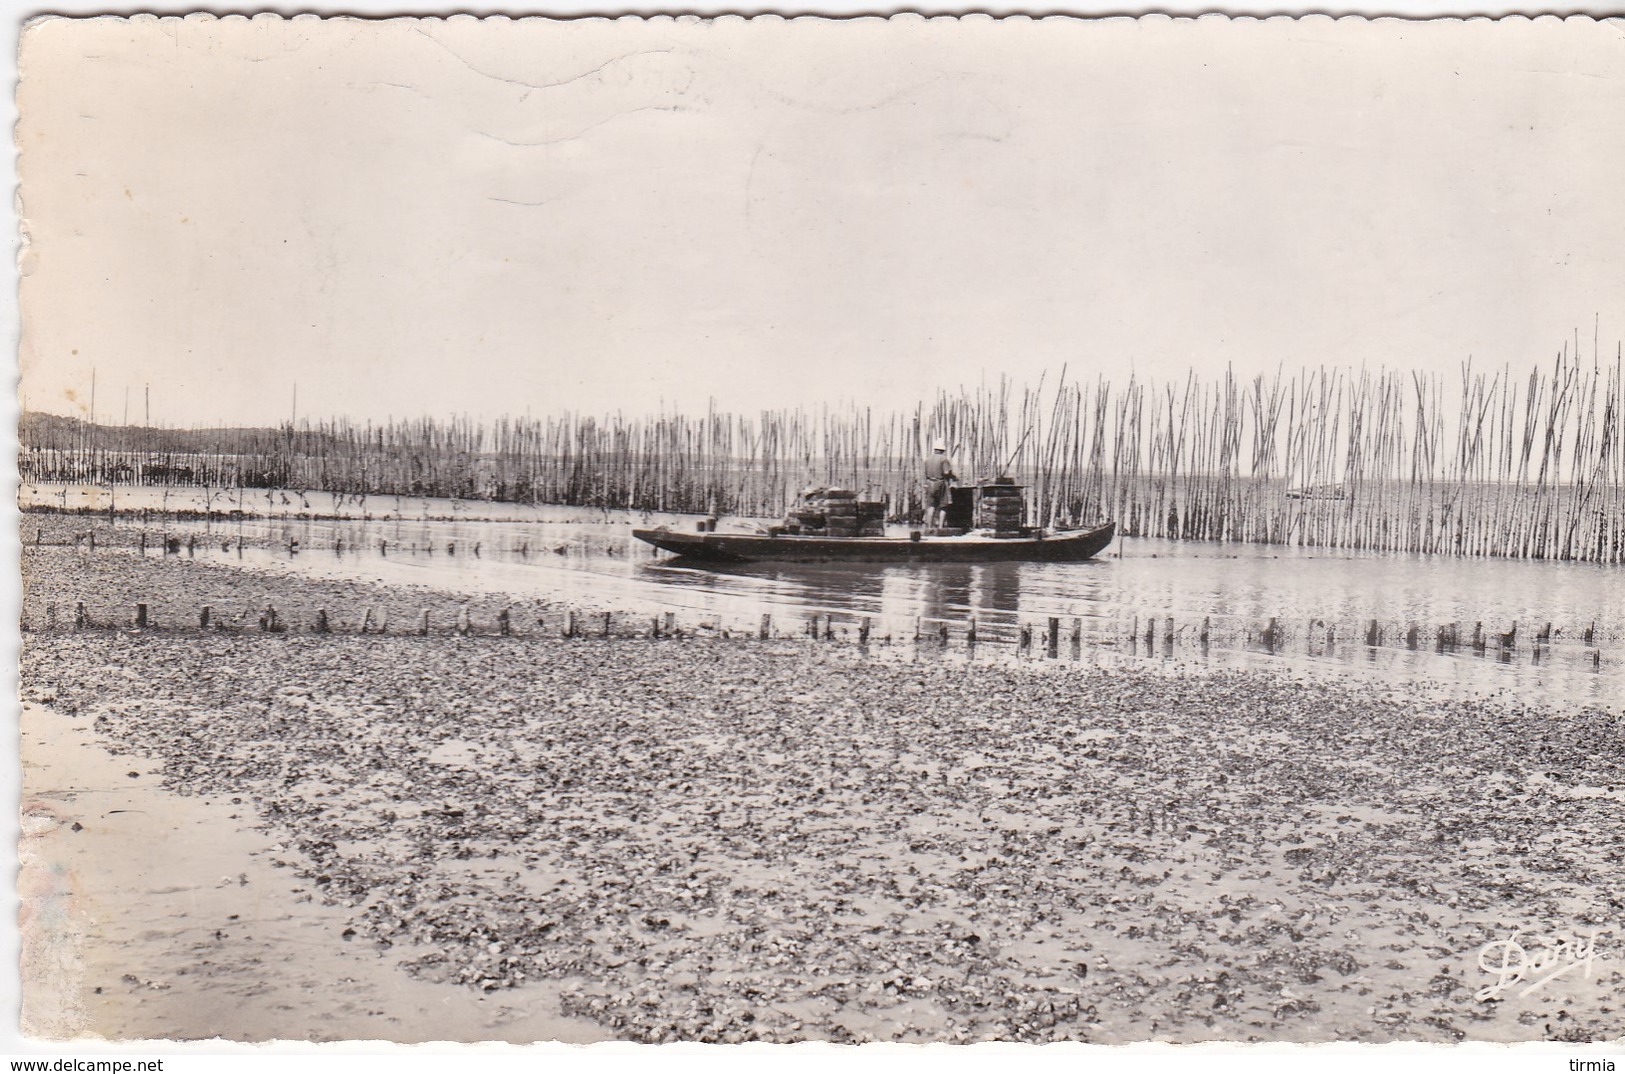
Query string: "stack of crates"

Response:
xmin=786 ymin=488 xmax=883 ymax=537
xmin=856 ymin=500 xmax=886 ymax=537
xmin=977 ymin=480 xmax=1026 ymax=536
xmin=823 ymin=489 xmax=859 ymax=537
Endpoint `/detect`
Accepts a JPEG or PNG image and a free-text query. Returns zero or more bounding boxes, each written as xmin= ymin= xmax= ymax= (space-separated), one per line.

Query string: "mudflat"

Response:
xmin=18 ymin=546 xmax=1625 ymax=1044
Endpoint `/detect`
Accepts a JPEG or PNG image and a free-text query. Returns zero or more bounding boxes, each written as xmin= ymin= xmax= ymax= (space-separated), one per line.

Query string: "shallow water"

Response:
xmin=138 ymin=510 xmax=1625 ymax=706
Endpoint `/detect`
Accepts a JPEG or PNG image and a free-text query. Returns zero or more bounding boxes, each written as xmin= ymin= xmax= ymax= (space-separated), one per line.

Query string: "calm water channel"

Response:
xmin=151 ymin=511 xmax=1625 ymax=707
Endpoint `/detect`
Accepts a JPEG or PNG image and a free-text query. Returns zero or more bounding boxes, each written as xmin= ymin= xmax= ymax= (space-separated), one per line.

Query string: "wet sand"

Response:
xmin=19 ymin=700 xmax=608 ymax=1043
xmin=18 ymin=543 xmax=1625 ymax=1044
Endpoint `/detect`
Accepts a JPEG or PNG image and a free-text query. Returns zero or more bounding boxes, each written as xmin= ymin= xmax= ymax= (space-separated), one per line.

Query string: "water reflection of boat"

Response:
xmin=633 ymin=519 xmax=1116 ymax=564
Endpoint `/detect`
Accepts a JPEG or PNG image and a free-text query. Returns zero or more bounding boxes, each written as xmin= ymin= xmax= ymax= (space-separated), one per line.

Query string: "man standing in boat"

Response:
xmin=923 ymin=438 xmax=958 ymax=530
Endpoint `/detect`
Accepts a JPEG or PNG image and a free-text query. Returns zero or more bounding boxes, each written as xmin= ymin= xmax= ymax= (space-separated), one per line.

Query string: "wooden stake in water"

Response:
xmin=859 ymin=617 xmax=872 ymax=646
xmin=1047 ymin=617 xmax=1060 ymax=658
xmin=200 ymin=606 xmax=211 ymax=630
xmin=566 ymin=610 xmax=577 ymax=638
xmin=419 ymin=609 xmax=430 ymax=636
xmin=759 ymin=613 xmax=771 ymax=640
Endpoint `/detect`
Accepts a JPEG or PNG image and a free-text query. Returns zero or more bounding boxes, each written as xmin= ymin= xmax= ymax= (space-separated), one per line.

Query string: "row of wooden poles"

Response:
xmin=29 ymin=601 xmax=1609 ymax=662
xmin=22 ymin=347 xmax=1625 ymax=563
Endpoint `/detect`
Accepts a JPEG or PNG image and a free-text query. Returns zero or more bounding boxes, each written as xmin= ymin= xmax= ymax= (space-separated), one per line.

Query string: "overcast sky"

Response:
xmin=17 ymin=14 xmax=1625 ymax=427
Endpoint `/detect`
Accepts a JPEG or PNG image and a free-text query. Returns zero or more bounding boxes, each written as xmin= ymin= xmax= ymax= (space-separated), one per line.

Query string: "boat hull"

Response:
xmin=633 ymin=521 xmax=1116 ymax=564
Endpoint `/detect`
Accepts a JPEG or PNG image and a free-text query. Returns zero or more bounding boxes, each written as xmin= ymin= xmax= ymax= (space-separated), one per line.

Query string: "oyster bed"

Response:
xmin=21 ymin=588 xmax=1625 ymax=1043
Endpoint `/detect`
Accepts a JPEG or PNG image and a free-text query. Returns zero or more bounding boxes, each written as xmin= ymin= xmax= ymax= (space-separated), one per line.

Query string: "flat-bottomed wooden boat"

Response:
xmin=634 ymin=520 xmax=1116 ymax=564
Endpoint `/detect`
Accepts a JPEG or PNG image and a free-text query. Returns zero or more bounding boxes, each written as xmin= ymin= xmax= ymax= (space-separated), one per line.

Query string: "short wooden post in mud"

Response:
xmin=360 ymin=607 xmax=373 ymax=634
xmin=498 ymin=607 xmax=511 ymax=636
xmin=200 ymin=606 xmax=211 ymax=630
xmin=1200 ymin=616 xmax=1211 ymax=645
xmin=824 ymin=616 xmax=835 ymax=641
xmin=1583 ymin=621 xmax=1596 ymax=646
xmin=316 ymin=609 xmax=330 ymax=634
xmin=75 ymin=602 xmax=87 ymax=629
xmin=1019 ymin=623 xmax=1033 ymax=651
xmin=967 ymin=618 xmax=978 ymax=647
xmin=758 ymin=613 xmax=771 ymax=640
xmin=457 ymin=606 xmax=471 ymax=636
xmin=139 ymin=532 xmax=146 ymax=554
xmin=808 ymin=614 xmax=820 ymax=639
xmin=186 ymin=535 xmax=196 ymax=556
xmin=36 ymin=528 xmax=42 ymax=546
xmin=1261 ymin=617 xmax=1279 ymax=651
xmin=88 ymin=533 xmax=95 ymax=553
xmin=565 ymin=610 xmax=577 ymax=638
xmin=1047 ymin=617 xmax=1060 ymax=657
xmin=134 ymin=603 xmax=148 ymax=629
xmin=1405 ymin=624 xmax=1419 ymax=650
xmin=938 ymin=621 xmax=949 ymax=646
xmin=419 ymin=609 xmax=430 ymax=636
xmin=261 ymin=605 xmax=280 ymax=633
xmin=1144 ymin=617 xmax=1156 ymax=649
xmin=601 ymin=612 xmax=613 ymax=637
xmin=1366 ymin=620 xmax=1381 ymax=647
xmin=859 ymin=617 xmax=872 ymax=646
xmin=46 ymin=603 xmax=57 ymax=630
xmin=1162 ymin=617 xmax=1174 ymax=648
xmin=1072 ymin=617 xmax=1083 ymax=646
xmin=664 ymin=611 xmax=676 ymax=636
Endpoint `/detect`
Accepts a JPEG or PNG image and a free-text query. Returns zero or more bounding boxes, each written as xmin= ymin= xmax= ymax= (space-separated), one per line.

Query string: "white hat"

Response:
xmin=932 ymin=438 xmax=947 ymax=452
